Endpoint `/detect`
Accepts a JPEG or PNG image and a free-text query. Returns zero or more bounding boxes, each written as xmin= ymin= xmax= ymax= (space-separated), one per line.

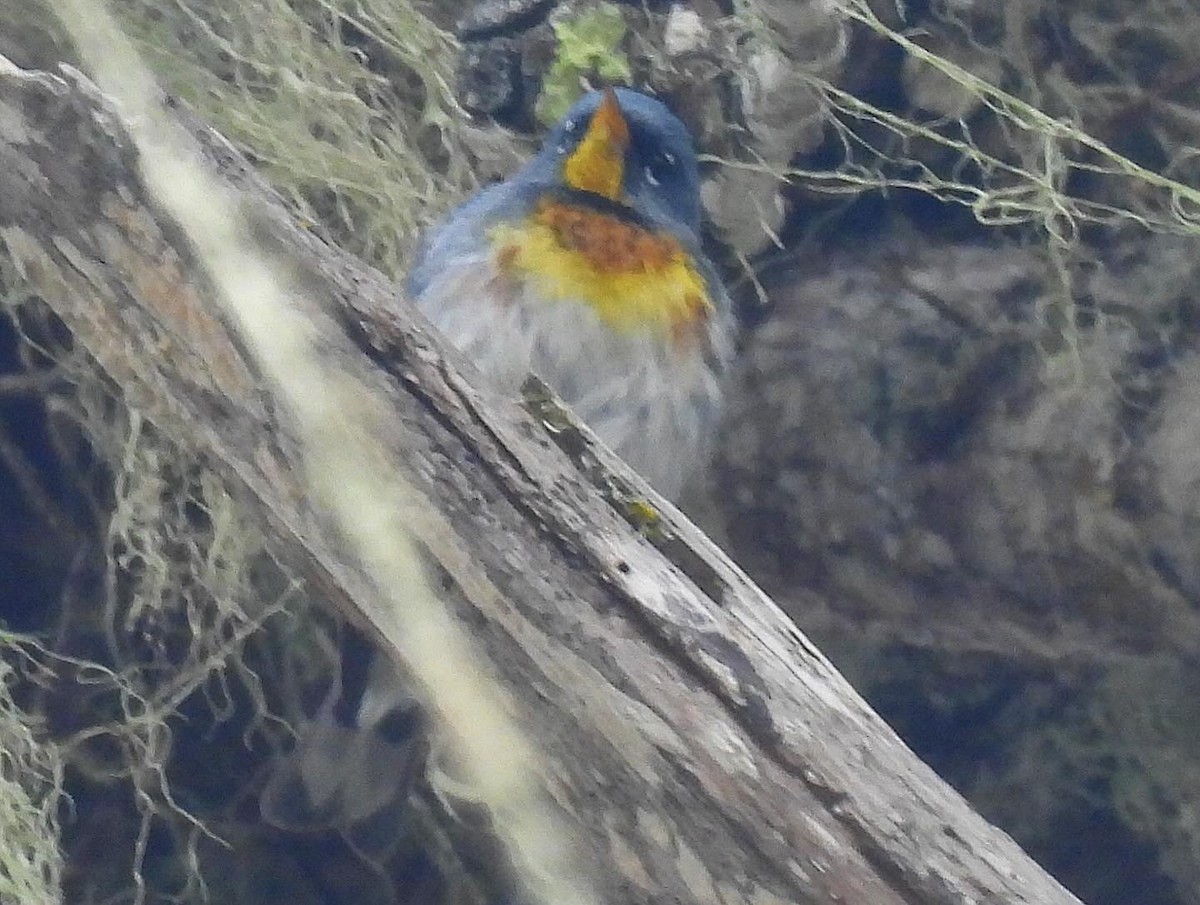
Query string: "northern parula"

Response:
xmin=410 ymin=87 xmax=733 ymax=498
xmin=260 ymin=89 xmax=731 ymax=841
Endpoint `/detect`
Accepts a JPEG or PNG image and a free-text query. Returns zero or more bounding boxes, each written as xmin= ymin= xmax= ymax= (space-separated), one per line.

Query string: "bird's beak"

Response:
xmin=562 ymin=88 xmax=630 ymax=201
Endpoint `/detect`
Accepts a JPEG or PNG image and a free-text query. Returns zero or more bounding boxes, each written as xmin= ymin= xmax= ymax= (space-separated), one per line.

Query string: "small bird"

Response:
xmin=262 ymin=88 xmax=731 ymax=847
xmin=409 ymin=86 xmax=733 ymax=499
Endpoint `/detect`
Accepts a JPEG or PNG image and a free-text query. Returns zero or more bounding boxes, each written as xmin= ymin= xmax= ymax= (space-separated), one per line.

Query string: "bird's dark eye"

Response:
xmin=644 ymin=151 xmax=678 ymax=187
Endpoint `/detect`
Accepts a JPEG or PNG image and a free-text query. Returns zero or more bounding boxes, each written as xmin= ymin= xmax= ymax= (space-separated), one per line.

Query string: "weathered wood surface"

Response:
xmin=0 ymin=58 xmax=1083 ymax=905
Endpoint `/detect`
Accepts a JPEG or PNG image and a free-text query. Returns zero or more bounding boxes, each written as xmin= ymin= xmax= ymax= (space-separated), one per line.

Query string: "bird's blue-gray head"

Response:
xmin=527 ymin=87 xmax=703 ymax=234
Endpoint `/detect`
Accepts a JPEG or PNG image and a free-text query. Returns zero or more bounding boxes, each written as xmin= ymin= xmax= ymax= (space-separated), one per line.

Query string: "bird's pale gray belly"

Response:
xmin=414 ymin=255 xmax=723 ymax=498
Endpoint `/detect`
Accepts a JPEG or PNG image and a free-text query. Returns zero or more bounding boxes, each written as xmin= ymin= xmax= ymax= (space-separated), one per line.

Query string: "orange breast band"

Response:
xmin=489 ymin=200 xmax=714 ymax=339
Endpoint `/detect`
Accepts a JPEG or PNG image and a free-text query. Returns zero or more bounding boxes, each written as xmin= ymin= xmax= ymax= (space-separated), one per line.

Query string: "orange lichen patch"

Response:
xmin=562 ymin=88 xmax=630 ymax=201
xmin=98 ymin=195 xmax=260 ymax=403
xmin=489 ymin=201 xmax=714 ymax=340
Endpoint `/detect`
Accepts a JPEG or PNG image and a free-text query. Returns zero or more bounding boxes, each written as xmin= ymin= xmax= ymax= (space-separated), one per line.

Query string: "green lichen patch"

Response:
xmin=535 ymin=3 xmax=632 ymax=127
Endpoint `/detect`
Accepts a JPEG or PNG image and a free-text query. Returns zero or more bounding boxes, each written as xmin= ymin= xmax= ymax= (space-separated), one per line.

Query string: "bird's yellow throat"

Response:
xmin=562 ymin=88 xmax=629 ymax=201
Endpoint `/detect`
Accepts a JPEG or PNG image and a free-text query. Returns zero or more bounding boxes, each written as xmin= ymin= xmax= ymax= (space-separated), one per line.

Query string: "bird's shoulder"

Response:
xmin=405 ymin=172 xmax=547 ymax=297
